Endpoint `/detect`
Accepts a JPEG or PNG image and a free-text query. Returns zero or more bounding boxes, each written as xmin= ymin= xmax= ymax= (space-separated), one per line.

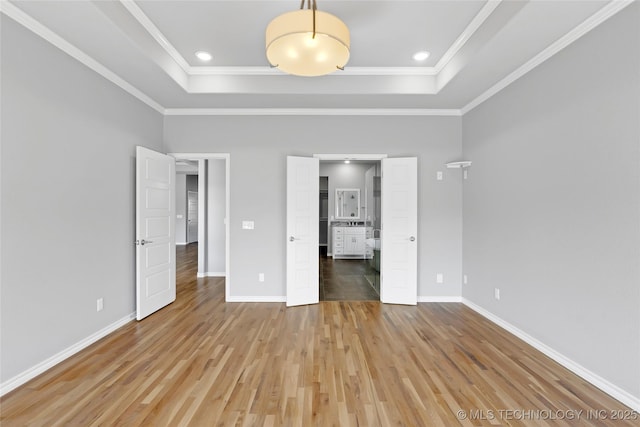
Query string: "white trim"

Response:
xmin=176 ymin=242 xmax=189 ymax=246
xmin=119 ymin=0 xmax=190 ymax=73
xmin=188 ymin=66 xmax=437 ymax=76
xmin=225 ymin=296 xmax=287 ymax=303
xmin=0 ymin=1 xmax=164 ymax=114
xmin=461 ymin=0 xmax=635 ymax=115
xmin=434 ymin=0 xmax=502 ymax=73
xmin=462 ymin=299 xmax=640 ymax=412
xmin=418 ymin=296 xmax=462 ymax=303
xmin=314 ymin=153 xmax=388 ymax=161
xmin=197 ymin=272 xmax=226 ymax=278
xmin=0 ymin=312 xmax=135 ymax=396
xmin=170 ymin=153 xmax=231 ymax=302
xmin=164 ymin=108 xmax=462 ymax=117
xmin=118 ymin=0 xmax=494 ymax=79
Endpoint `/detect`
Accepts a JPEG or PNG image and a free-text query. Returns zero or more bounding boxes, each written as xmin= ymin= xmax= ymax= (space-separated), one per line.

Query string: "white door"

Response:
xmin=187 ymin=190 xmax=198 ymax=243
xmin=136 ymin=146 xmax=176 ymax=320
xmin=380 ymin=157 xmax=418 ymax=305
xmin=286 ymin=156 xmax=319 ymax=307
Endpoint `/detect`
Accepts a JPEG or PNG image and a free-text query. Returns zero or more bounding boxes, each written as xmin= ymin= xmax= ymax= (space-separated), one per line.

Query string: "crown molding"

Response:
xmin=433 ymin=0 xmax=502 ymax=74
xmin=120 ymin=0 xmax=495 ymax=79
xmin=3 ymin=0 xmax=632 ymax=117
xmin=119 ymin=0 xmax=190 ymax=73
xmin=187 ymin=66 xmax=438 ymax=76
xmin=164 ymin=108 xmax=462 ymax=116
xmin=0 ymin=0 xmax=165 ymax=114
xmin=461 ymin=0 xmax=635 ymax=115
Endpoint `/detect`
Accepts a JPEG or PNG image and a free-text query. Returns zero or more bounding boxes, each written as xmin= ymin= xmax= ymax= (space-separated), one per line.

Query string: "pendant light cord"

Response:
xmin=300 ymin=0 xmax=317 ymax=38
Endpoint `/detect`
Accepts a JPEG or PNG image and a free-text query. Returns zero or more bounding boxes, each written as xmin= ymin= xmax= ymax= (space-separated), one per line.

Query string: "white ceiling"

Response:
xmin=2 ymin=0 xmax=630 ymax=113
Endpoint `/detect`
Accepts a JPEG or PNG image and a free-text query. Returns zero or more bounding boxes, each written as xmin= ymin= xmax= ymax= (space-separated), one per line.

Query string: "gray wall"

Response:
xmin=320 ymin=162 xmax=372 ymax=222
xmin=163 ymin=115 xmax=463 ymax=299
xmin=462 ymin=3 xmax=640 ymax=398
xmin=206 ymin=160 xmax=226 ymax=274
xmin=0 ymin=17 xmax=164 ymax=382
xmin=175 ymin=173 xmax=187 ymax=244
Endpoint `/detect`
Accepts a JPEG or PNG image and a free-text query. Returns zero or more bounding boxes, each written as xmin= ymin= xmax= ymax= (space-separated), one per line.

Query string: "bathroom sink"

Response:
xmin=365 ymin=238 xmax=381 ymax=250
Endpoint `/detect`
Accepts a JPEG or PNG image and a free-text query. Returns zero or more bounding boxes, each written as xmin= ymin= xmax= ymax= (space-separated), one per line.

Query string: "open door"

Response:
xmin=286 ymin=156 xmax=319 ymax=307
xmin=136 ymin=146 xmax=176 ymax=320
xmin=380 ymin=157 xmax=417 ymax=305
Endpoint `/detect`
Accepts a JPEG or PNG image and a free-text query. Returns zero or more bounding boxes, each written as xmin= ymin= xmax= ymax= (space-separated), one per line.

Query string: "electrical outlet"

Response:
xmin=494 ymin=288 xmax=500 ymax=300
xmin=97 ymin=298 xmax=104 ymax=312
xmin=258 ymin=273 xmax=265 ymax=282
xmin=436 ymin=171 xmax=443 ymax=181
xmin=436 ymin=273 xmax=444 ymax=284
xmin=463 ymin=275 xmax=468 ymax=285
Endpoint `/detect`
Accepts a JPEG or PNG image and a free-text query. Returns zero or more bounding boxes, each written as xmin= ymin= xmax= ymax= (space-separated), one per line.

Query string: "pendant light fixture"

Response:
xmin=266 ymin=0 xmax=350 ymax=77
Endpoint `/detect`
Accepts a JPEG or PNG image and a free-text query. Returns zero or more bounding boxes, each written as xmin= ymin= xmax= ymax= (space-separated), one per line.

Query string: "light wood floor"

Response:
xmin=1 ymin=244 xmax=637 ymax=426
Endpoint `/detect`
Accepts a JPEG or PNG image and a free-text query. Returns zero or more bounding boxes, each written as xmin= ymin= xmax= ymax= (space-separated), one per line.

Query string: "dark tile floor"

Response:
xmin=319 ymin=256 xmax=380 ymax=301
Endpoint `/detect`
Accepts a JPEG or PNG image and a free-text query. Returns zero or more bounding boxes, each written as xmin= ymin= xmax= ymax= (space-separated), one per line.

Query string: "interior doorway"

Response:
xmin=318 ymin=159 xmax=382 ymax=301
xmin=171 ymin=153 xmax=231 ymax=300
xmin=187 ymin=190 xmax=199 ymax=243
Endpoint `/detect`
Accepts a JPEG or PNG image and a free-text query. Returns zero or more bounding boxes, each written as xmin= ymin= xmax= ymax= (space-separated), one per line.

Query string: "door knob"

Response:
xmin=409 ymin=236 xmax=416 ymax=242
xmin=289 ymin=236 xmax=298 ymax=242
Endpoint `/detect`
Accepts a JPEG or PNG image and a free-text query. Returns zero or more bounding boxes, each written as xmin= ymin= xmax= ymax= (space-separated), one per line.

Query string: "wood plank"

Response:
xmin=1 ymin=243 xmax=637 ymax=426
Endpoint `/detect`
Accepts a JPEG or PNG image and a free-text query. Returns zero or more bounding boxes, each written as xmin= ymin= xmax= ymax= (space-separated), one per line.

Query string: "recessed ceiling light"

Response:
xmin=195 ymin=51 xmax=212 ymax=62
xmin=344 ymin=160 xmax=351 ymax=164
xmin=412 ymin=51 xmax=430 ymax=61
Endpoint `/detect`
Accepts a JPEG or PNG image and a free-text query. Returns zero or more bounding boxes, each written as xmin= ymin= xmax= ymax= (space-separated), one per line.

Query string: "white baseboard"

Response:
xmin=225 ymin=295 xmax=287 ymax=303
xmin=418 ymin=296 xmax=462 ymax=303
xmin=0 ymin=312 xmax=135 ymax=396
xmin=196 ymin=272 xmax=226 ymax=278
xmin=176 ymin=242 xmax=188 ymax=246
xmin=462 ymin=298 xmax=640 ymax=412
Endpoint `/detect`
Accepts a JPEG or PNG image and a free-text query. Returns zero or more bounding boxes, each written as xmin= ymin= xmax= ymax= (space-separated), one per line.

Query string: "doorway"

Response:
xmin=171 ymin=153 xmax=231 ymax=300
xmin=286 ymin=155 xmax=417 ymax=307
xmin=187 ymin=190 xmax=198 ymax=243
xmin=318 ymin=160 xmax=381 ymax=301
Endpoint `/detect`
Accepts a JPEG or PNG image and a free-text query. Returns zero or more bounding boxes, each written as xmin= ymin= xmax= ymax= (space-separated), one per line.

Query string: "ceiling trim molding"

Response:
xmin=120 ymin=0 xmax=496 ymax=79
xmin=164 ymin=108 xmax=462 ymax=116
xmin=313 ymin=154 xmax=388 ymax=161
xmin=433 ymin=0 xmax=502 ymax=73
xmin=187 ymin=66 xmax=438 ymax=76
xmin=461 ymin=0 xmax=635 ymax=115
xmin=0 ymin=1 xmax=165 ymax=114
xmin=119 ymin=0 xmax=191 ymax=73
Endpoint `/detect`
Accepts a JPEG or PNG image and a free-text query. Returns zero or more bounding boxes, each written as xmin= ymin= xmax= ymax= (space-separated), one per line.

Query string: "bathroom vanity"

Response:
xmin=331 ymin=187 xmax=373 ymax=258
xmin=332 ymin=225 xmax=373 ymax=259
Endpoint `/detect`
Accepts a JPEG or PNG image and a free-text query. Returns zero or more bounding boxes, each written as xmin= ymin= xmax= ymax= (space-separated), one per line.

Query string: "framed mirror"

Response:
xmin=335 ymin=188 xmax=360 ymax=219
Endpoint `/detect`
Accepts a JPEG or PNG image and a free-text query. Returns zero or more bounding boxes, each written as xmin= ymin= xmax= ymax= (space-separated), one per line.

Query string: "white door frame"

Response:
xmin=169 ymin=153 xmax=231 ymax=300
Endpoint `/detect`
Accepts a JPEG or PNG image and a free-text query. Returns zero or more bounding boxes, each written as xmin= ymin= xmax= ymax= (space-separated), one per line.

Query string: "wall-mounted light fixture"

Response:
xmin=445 ymin=161 xmax=472 ymax=169
xmin=446 ymin=160 xmax=472 ymax=180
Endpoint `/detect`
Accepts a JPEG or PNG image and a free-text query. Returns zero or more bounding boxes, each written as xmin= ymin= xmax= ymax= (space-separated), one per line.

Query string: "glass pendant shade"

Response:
xmin=266 ymin=9 xmax=350 ymax=77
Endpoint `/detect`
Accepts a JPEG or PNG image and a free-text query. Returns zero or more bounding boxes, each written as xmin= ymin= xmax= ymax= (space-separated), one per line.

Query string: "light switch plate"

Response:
xmin=242 ymin=221 xmax=255 ymax=230
xmin=436 ymin=273 xmax=444 ymax=284
xmin=437 ymin=171 xmax=443 ymax=181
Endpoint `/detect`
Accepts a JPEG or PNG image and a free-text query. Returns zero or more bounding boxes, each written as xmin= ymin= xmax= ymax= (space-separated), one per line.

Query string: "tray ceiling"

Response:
xmin=1 ymin=0 xmax=630 ymax=113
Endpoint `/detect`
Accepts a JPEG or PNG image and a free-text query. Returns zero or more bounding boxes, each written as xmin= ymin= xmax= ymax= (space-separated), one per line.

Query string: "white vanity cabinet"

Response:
xmin=332 ymin=226 xmax=372 ymax=258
